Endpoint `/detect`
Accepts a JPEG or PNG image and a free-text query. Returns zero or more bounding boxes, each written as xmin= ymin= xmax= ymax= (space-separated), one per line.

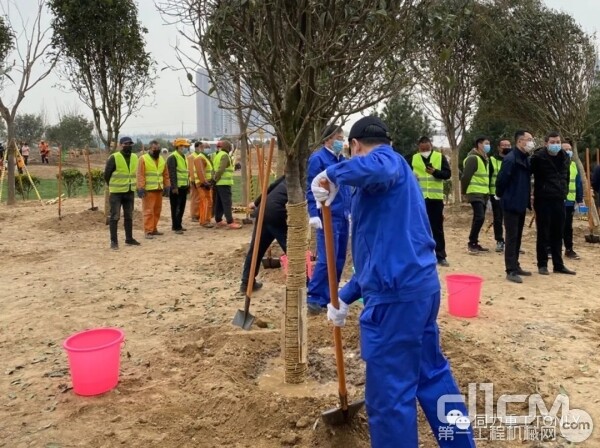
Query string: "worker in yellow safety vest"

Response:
xmin=211 ymin=140 xmax=242 ymax=229
xmin=461 ymin=136 xmax=491 ymax=254
xmin=407 ymin=136 xmax=451 ymax=267
xmin=562 ymin=139 xmax=583 ymax=260
xmin=167 ymin=138 xmax=190 ymax=234
xmin=103 ymin=136 xmax=140 ymax=249
xmin=489 ymin=138 xmax=512 ymax=253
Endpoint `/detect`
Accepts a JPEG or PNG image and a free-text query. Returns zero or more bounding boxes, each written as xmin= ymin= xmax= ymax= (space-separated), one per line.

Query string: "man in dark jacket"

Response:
xmin=495 ymin=130 xmax=534 ymax=283
xmin=240 ymin=176 xmax=288 ymax=292
xmin=461 ymin=136 xmax=491 ymax=254
xmin=592 ymin=163 xmax=600 ymax=209
xmin=530 ymin=132 xmax=575 ymax=276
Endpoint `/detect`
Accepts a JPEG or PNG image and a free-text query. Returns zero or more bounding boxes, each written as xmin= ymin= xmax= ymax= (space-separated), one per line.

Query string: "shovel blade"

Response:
xmin=232 ymin=309 xmax=255 ymax=330
xmin=321 ymin=400 xmax=365 ymax=426
xmin=261 ymin=257 xmax=281 ymax=269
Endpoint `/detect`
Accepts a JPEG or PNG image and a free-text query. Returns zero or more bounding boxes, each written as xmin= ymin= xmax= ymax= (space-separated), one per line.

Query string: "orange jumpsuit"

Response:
xmin=187 ymin=153 xmax=200 ymax=220
xmin=137 ymin=156 xmax=171 ymax=235
xmin=194 ymin=154 xmax=213 ymax=225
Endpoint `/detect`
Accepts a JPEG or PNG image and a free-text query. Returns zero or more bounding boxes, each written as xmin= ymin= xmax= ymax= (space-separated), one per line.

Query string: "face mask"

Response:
xmin=500 ymin=147 xmax=511 ymax=155
xmin=525 ymin=141 xmax=535 ymax=152
xmin=566 ymin=150 xmax=573 ymax=158
xmin=122 ymin=146 xmax=132 ymax=155
xmin=483 ymin=144 xmax=491 ymax=154
xmin=151 ymin=149 xmax=160 ymax=159
xmin=421 ymin=151 xmax=432 ymax=158
xmin=548 ymin=143 xmax=561 ymax=155
xmin=332 ymin=140 xmax=344 ymax=154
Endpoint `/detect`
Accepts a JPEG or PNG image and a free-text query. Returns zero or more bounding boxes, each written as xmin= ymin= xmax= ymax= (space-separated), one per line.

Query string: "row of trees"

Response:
xmin=0 ymin=112 xmax=95 ymax=149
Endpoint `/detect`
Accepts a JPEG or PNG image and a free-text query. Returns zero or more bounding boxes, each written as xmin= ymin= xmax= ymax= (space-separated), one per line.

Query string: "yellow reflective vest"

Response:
xmin=567 ymin=161 xmax=577 ymax=202
xmin=463 ymin=155 xmax=490 ymax=195
xmin=213 ymin=150 xmax=234 ymax=186
xmin=142 ymin=153 xmax=166 ymax=190
xmin=411 ymin=151 xmax=444 ymax=200
xmin=109 ymin=152 xmax=138 ymax=193
xmin=170 ymin=151 xmax=189 ymax=188
xmin=489 ymin=156 xmax=502 ymax=196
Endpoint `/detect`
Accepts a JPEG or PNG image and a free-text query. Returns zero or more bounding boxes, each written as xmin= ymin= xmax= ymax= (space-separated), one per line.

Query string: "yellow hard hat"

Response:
xmin=173 ymin=137 xmax=190 ymax=148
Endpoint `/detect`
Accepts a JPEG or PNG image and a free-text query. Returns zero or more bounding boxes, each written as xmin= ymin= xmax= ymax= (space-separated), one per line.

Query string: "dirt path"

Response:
xmin=0 ymin=198 xmax=598 ymax=447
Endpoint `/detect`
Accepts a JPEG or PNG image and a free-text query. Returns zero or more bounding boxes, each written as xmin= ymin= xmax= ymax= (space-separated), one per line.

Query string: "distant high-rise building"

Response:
xmin=196 ymin=68 xmax=274 ymax=140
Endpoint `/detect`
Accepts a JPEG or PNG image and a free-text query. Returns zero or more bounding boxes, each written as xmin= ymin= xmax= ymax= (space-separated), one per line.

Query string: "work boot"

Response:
xmin=565 ymin=250 xmax=580 ymax=260
xmin=495 ymin=241 xmax=505 ymax=253
xmin=239 ymin=281 xmax=263 ymax=293
xmin=506 ymin=272 xmax=523 ymax=284
xmin=437 ymin=258 xmax=450 ymax=267
xmin=467 ymin=243 xmax=479 ymax=255
xmin=110 ymin=241 xmax=119 ymax=250
xmin=125 ymin=239 xmax=141 ymax=246
xmin=538 ymin=267 xmax=550 ymax=275
xmin=515 ymin=267 xmax=532 ymax=276
xmin=554 ymin=266 xmax=576 ymax=275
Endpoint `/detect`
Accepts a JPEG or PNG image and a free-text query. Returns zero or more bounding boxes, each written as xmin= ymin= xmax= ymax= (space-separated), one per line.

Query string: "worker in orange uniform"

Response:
xmin=39 ymin=140 xmax=50 ymax=164
xmin=137 ymin=140 xmax=171 ymax=239
xmin=193 ymin=141 xmax=215 ymax=228
xmin=188 ymin=141 xmax=202 ymax=222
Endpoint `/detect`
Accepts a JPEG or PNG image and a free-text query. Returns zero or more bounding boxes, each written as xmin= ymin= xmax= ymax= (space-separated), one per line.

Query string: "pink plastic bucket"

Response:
xmin=63 ymin=328 xmax=125 ymax=396
xmin=445 ymin=274 xmax=483 ymax=318
xmin=281 ymin=250 xmax=313 ymax=279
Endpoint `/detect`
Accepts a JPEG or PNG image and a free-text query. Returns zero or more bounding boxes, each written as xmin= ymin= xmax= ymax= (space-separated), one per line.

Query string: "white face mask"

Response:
xmin=421 ymin=151 xmax=432 ymax=158
xmin=525 ymin=141 xmax=535 ymax=152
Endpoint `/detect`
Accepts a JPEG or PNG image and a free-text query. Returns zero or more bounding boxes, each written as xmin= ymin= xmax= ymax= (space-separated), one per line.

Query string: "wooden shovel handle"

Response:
xmin=320 ymin=185 xmax=348 ymax=407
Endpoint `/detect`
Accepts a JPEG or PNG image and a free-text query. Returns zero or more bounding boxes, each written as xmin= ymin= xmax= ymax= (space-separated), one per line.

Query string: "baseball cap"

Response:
xmin=119 ymin=136 xmax=133 ymax=145
xmin=348 ymin=116 xmax=391 ymax=143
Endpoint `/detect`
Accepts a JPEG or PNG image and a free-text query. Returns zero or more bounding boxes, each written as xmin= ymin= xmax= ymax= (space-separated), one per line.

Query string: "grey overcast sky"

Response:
xmin=3 ymin=0 xmax=600 ymax=136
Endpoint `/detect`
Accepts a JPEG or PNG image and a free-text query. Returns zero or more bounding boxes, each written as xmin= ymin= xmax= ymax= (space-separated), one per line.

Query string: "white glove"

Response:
xmin=494 ymin=195 xmax=500 ymax=201
xmin=311 ymin=170 xmax=338 ymax=208
xmin=327 ymin=301 xmax=349 ymax=327
xmin=309 ymin=216 xmax=322 ymax=230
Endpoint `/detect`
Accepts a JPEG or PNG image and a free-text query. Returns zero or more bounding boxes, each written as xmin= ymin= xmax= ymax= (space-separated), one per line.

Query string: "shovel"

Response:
xmin=320 ymin=190 xmax=365 ymax=425
xmin=85 ymin=147 xmax=98 ymax=211
xmin=232 ymin=137 xmax=275 ymax=330
xmin=242 ymin=147 xmax=253 ymax=225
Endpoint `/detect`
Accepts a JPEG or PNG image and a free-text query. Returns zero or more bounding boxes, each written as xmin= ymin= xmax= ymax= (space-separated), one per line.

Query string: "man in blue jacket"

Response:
xmin=562 ymin=139 xmax=583 ymax=260
xmin=495 ymin=130 xmax=534 ymax=283
xmin=311 ymin=116 xmax=475 ymax=448
xmin=306 ymin=124 xmax=351 ymax=314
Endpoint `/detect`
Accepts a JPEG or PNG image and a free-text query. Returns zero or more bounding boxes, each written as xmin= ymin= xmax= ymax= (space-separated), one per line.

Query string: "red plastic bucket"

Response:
xmin=63 ymin=328 xmax=125 ymax=396
xmin=445 ymin=274 xmax=483 ymax=318
xmin=280 ymin=250 xmax=313 ymax=279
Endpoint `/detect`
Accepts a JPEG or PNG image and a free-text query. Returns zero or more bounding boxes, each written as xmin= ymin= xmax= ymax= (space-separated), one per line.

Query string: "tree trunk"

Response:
xmin=282 ymin=143 xmax=309 ymax=384
xmin=573 ymin=143 xmax=600 ymax=228
xmin=450 ymin=148 xmax=460 ymax=204
xmin=6 ymin=121 xmax=16 ymax=205
xmin=276 ymin=136 xmax=285 ymax=177
xmin=235 ymin=77 xmax=249 ymax=205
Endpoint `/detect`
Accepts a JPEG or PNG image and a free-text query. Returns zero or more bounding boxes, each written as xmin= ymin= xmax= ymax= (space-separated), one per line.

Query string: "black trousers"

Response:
xmin=109 ymin=192 xmax=134 ymax=243
xmin=503 ymin=209 xmax=526 ymax=273
xmin=534 ymin=200 xmax=565 ymax=269
xmin=425 ymin=199 xmax=446 ymax=260
xmin=169 ymin=187 xmax=188 ymax=230
xmin=563 ymin=205 xmax=575 ymax=252
xmin=468 ymin=201 xmax=486 ymax=245
xmin=241 ymin=221 xmax=287 ymax=285
xmin=214 ymin=185 xmax=233 ymax=224
xmin=490 ymin=196 xmax=504 ymax=243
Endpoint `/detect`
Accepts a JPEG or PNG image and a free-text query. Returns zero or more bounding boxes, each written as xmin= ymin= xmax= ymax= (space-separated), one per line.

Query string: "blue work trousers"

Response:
xmin=307 ymin=222 xmax=349 ymax=307
xmin=360 ymin=291 xmax=476 ymax=448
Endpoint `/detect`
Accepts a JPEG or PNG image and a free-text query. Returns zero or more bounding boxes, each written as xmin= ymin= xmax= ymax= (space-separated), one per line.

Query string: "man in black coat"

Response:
xmin=495 ymin=130 xmax=534 ymax=283
xmin=240 ymin=176 xmax=288 ymax=292
xmin=530 ymin=132 xmax=575 ymax=276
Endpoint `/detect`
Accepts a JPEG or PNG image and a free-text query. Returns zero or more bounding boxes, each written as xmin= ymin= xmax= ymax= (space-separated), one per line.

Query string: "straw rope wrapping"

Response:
xmin=283 ymin=201 xmax=309 ymax=383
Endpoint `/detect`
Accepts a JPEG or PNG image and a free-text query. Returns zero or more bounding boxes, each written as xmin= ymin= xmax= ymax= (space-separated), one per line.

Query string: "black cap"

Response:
xmin=348 ymin=116 xmax=391 ymax=143
xmin=119 ymin=136 xmax=133 ymax=145
xmin=321 ymin=123 xmax=341 ymax=142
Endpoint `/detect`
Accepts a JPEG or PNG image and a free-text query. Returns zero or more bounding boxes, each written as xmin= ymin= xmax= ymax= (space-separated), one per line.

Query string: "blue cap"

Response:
xmin=119 ymin=136 xmax=133 ymax=145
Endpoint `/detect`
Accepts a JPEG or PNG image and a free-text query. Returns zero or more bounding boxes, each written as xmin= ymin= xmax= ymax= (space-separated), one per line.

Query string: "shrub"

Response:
xmin=90 ymin=168 xmax=105 ymax=195
xmin=15 ymin=174 xmax=40 ymax=200
xmin=57 ymin=168 xmax=84 ymax=197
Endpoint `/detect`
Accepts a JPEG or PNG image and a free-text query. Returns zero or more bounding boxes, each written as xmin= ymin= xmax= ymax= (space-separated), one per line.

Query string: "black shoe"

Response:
xmin=495 ymin=241 xmax=505 ymax=253
xmin=554 ymin=266 xmax=576 ymax=275
xmin=516 ymin=268 xmax=532 ymax=277
xmin=239 ymin=281 xmax=263 ymax=293
xmin=565 ymin=250 xmax=580 ymax=260
xmin=110 ymin=241 xmax=118 ymax=250
xmin=538 ymin=267 xmax=550 ymax=275
xmin=174 ymin=230 xmax=184 ymax=235
xmin=475 ymin=244 xmax=489 ymax=252
xmin=506 ymin=272 xmax=523 ymax=284
xmin=181 ymin=227 xmax=188 ymax=231
xmin=437 ymin=258 xmax=450 ymax=267
xmin=307 ymin=302 xmax=324 ymax=315
xmin=125 ymin=239 xmax=141 ymax=246
xmin=467 ymin=244 xmax=479 ymax=255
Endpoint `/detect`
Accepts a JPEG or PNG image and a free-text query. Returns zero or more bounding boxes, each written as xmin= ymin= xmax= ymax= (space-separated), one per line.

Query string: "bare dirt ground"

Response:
xmin=1 ymin=193 xmax=599 ymax=448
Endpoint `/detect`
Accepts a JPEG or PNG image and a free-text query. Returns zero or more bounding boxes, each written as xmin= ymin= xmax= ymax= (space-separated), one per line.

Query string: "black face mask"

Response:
xmin=122 ymin=146 xmax=132 ymax=155
xmin=151 ymin=149 xmax=160 ymax=159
